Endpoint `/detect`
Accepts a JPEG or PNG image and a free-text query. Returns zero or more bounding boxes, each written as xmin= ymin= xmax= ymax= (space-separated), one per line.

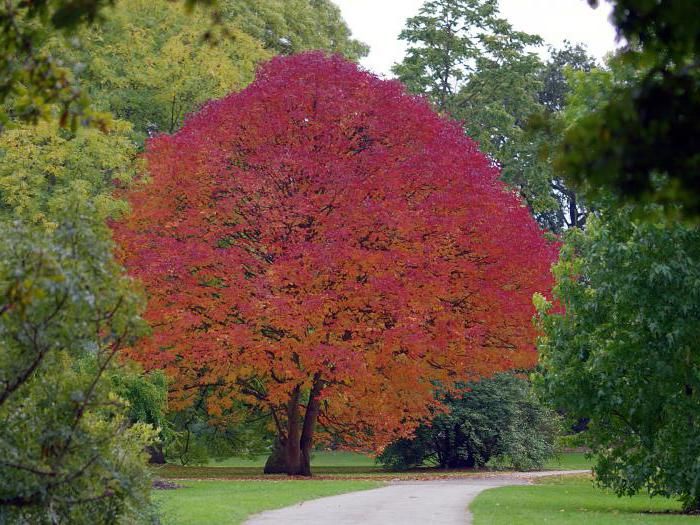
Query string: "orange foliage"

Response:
xmin=114 ymin=53 xmax=557 ymax=454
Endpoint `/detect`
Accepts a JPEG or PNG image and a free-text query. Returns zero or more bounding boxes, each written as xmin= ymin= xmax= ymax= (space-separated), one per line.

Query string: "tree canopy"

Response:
xmin=54 ymin=0 xmax=367 ymax=142
xmin=115 ymin=52 xmax=557 ymax=476
xmin=558 ymin=0 xmax=700 ymax=218
xmin=393 ymin=0 xmax=541 ymax=112
xmin=0 ymin=0 xmax=367 ymax=132
xmin=393 ymin=0 xmax=597 ymax=232
xmin=536 ymin=205 xmax=700 ymax=512
xmin=0 ymin=206 xmax=154 ymax=523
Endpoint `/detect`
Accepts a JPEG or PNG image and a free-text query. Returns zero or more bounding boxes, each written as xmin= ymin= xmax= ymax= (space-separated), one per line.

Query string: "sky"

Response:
xmin=333 ymin=0 xmax=620 ymax=77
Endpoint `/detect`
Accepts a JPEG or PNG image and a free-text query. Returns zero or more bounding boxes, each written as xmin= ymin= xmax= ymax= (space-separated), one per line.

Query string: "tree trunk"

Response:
xmin=284 ymin=385 xmax=303 ymax=475
xmin=263 ymin=438 xmax=288 ymax=474
xmin=299 ymin=374 xmax=323 ymax=476
xmin=263 ymin=376 xmax=323 ymax=477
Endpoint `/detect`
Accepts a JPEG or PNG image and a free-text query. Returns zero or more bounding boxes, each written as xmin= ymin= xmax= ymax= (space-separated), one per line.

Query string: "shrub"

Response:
xmin=378 ymin=373 xmax=559 ymax=471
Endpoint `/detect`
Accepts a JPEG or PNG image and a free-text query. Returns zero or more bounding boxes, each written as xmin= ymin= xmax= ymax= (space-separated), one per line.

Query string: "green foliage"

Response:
xmin=394 ymin=2 xmax=596 ymax=232
xmin=538 ymin=42 xmax=596 ymax=113
xmin=53 ymin=0 xmax=367 ymax=142
xmin=393 ymin=0 xmax=541 ymax=112
xmin=222 ymin=0 xmax=369 ymax=59
xmin=166 ymin=400 xmax=273 ymax=466
xmin=1 ymin=0 xmax=366 ymax=132
xmin=559 ymin=1 xmax=700 ymax=219
xmin=378 ymin=374 xmax=559 ymax=471
xmin=111 ymin=368 xmax=169 ymax=435
xmin=0 ymin=73 xmax=156 ymax=520
xmin=0 ymin=0 xmax=220 ymax=127
xmin=56 ymin=0 xmax=269 ymax=141
xmin=455 ymin=45 xmax=545 ymax=210
xmin=523 ymin=42 xmax=596 ymax=231
xmin=0 ymin=0 xmax=110 ymax=126
xmin=0 ymin=116 xmax=136 ymax=226
xmin=0 ymin=213 xmax=156 ymax=523
xmin=459 ymin=40 xmax=596 ymax=232
xmin=536 ymin=205 xmax=700 ymax=512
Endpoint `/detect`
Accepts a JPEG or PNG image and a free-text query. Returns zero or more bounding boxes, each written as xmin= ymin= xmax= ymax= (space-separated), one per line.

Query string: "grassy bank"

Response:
xmin=470 ymin=475 xmax=696 ymax=524
xmin=153 ymin=450 xmax=592 ymax=480
xmin=154 ymin=479 xmax=382 ymax=525
xmin=542 ymin=451 xmax=593 ymax=471
xmin=152 ymin=451 xmax=594 ymax=523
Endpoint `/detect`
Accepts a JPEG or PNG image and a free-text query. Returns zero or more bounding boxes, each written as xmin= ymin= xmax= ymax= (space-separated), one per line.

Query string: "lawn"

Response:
xmin=150 ymin=452 xmax=595 ymax=524
xmin=543 ymin=451 xmax=594 ymax=471
xmin=153 ymin=450 xmax=592 ymax=480
xmin=154 ymin=479 xmax=381 ymax=525
xmin=209 ymin=450 xmax=376 ymax=468
xmin=470 ymin=475 xmax=697 ymax=524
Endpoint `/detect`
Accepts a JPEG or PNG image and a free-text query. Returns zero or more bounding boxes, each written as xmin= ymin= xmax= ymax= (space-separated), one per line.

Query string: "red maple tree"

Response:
xmin=114 ymin=52 xmax=557 ymax=476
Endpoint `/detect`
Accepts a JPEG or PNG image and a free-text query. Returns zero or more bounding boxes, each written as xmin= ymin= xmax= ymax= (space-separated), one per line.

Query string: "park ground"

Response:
xmin=153 ymin=451 xmax=697 ymax=524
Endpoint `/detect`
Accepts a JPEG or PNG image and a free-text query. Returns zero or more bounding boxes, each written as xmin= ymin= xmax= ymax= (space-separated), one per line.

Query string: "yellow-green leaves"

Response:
xmin=0 ymin=117 xmax=136 ymax=228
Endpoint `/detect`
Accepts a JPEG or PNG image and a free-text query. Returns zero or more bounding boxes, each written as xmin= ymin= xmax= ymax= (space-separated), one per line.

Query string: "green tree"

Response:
xmin=111 ymin=368 xmax=171 ymax=463
xmin=55 ymin=0 xmax=270 ymax=141
xmin=54 ymin=0 xmax=367 ymax=142
xmin=393 ymin=0 xmax=540 ymax=112
xmin=536 ymin=205 xmax=700 ymax=512
xmin=0 ymin=95 xmax=157 ymax=521
xmin=0 ymin=117 xmax=136 ymax=225
xmin=521 ymin=42 xmax=597 ymax=232
xmin=1 ymin=0 xmax=367 ymax=131
xmin=393 ymin=2 xmax=599 ymax=232
xmin=0 ymin=0 xmax=223 ymax=127
xmin=0 ymin=209 xmax=155 ymax=523
xmin=165 ymin=394 xmax=273 ymax=466
xmin=223 ymin=0 xmax=369 ymax=59
xmin=538 ymin=42 xmax=596 ymax=113
xmin=378 ymin=374 xmax=559 ymax=471
xmin=559 ymin=0 xmax=700 ymax=218
xmin=452 ymin=39 xmax=545 ymax=217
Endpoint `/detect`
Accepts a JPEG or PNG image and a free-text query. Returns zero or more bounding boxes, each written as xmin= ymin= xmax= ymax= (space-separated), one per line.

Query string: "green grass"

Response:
xmin=152 ymin=462 xmax=482 ymax=480
xmin=470 ymin=475 xmax=696 ymax=524
xmin=154 ymin=450 xmax=592 ymax=480
xmin=543 ymin=451 xmax=594 ymax=471
xmin=209 ymin=450 xmax=376 ymax=468
xmin=154 ymin=479 xmax=381 ymax=525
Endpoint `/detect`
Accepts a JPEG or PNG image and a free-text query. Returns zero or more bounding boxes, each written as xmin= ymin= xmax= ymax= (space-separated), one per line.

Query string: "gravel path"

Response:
xmin=245 ymin=470 xmax=588 ymax=525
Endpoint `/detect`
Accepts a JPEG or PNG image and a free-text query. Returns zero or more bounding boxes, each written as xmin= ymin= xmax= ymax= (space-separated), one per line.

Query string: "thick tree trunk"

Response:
xmin=299 ymin=374 xmax=323 ymax=476
xmin=263 ymin=438 xmax=288 ymax=474
xmin=284 ymin=386 xmax=303 ymax=475
xmin=263 ymin=376 xmax=323 ymax=477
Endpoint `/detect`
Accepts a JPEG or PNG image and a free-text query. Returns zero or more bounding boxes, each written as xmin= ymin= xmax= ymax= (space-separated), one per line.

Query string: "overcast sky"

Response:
xmin=333 ymin=0 xmax=620 ymax=76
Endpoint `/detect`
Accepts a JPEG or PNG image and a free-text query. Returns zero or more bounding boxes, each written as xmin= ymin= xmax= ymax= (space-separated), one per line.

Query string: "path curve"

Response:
xmin=245 ymin=470 xmax=588 ymax=525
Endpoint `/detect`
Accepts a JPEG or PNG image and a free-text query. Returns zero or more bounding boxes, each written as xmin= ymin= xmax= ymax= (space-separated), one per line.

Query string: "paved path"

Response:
xmin=245 ymin=470 xmax=587 ymax=525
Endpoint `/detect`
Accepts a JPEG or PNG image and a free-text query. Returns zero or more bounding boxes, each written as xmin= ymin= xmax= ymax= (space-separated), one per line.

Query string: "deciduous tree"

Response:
xmin=115 ymin=52 xmax=557 ymax=476
xmin=393 ymin=1 xmax=598 ymax=233
xmin=559 ymin=0 xmax=700 ymax=218
xmin=0 ymin=208 xmax=154 ymax=524
xmin=393 ymin=0 xmax=540 ymax=112
xmin=54 ymin=0 xmax=367 ymax=142
xmin=378 ymin=373 xmax=559 ymax=471
xmin=536 ymin=204 xmax=700 ymax=512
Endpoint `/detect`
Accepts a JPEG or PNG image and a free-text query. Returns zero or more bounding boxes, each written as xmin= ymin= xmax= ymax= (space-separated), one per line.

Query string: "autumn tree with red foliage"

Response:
xmin=114 ymin=52 xmax=557 ymax=476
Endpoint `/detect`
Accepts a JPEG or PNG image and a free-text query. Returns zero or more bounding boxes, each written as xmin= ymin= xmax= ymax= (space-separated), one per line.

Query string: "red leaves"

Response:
xmin=114 ymin=52 xmax=557 ymax=448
